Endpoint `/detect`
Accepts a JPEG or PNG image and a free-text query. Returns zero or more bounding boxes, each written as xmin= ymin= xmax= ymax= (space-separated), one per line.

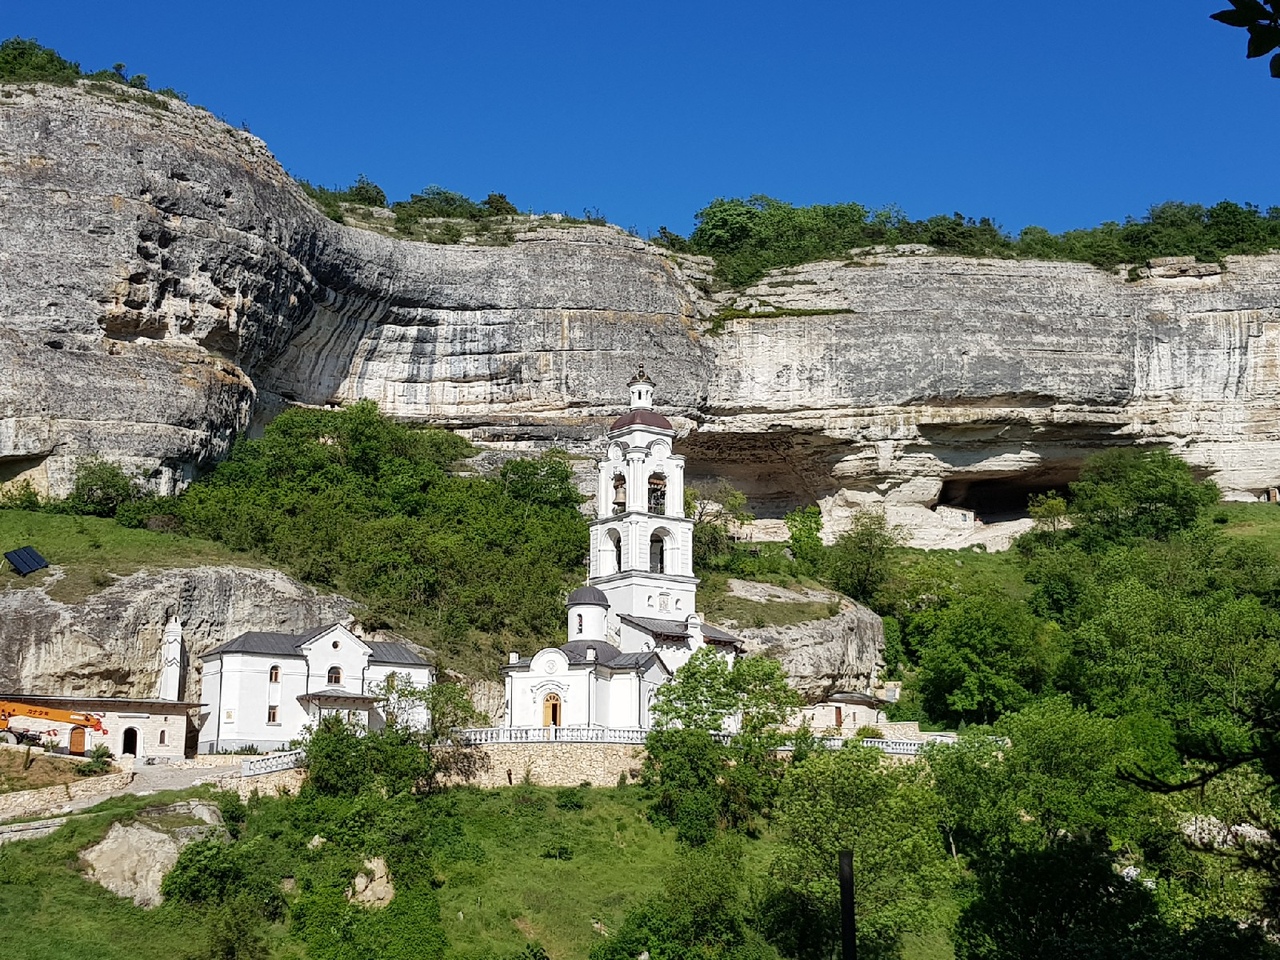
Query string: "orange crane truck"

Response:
xmin=0 ymin=699 xmax=107 ymax=749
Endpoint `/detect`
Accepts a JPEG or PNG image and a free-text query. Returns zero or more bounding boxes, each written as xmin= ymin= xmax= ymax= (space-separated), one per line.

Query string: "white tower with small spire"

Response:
xmin=159 ymin=617 xmax=183 ymax=701
xmin=583 ymin=364 xmax=697 ymax=644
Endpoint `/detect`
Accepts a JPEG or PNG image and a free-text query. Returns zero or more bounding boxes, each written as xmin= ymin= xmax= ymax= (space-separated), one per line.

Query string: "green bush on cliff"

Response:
xmin=0 ymin=38 xmax=81 ymax=85
xmin=658 ymin=195 xmax=1280 ymax=286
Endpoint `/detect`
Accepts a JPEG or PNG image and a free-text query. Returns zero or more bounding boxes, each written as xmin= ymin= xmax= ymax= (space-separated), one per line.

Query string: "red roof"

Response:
xmin=609 ymin=409 xmax=673 ymax=432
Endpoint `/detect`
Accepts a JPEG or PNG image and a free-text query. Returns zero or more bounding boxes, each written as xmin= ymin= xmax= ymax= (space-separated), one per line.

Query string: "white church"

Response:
xmin=502 ymin=366 xmax=744 ymax=732
xmin=197 ymin=622 xmax=434 ymax=753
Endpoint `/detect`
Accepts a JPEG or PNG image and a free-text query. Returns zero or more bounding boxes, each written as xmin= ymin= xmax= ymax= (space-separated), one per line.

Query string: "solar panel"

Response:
xmin=4 ymin=546 xmax=48 ymax=576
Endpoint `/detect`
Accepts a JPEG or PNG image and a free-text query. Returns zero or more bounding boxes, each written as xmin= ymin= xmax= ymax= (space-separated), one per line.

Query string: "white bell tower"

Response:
xmin=585 ymin=365 xmax=697 ymax=642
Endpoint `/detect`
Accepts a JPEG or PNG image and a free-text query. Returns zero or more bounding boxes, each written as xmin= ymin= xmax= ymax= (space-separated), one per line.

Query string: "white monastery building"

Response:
xmin=503 ymin=366 xmax=743 ymax=731
xmin=198 ymin=622 xmax=433 ymax=753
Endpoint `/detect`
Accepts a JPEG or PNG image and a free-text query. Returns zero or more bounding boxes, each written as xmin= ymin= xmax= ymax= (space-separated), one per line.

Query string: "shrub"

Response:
xmin=0 ymin=38 xmax=81 ymax=84
xmin=73 ymin=744 xmax=113 ymax=776
xmin=852 ymin=725 xmax=884 ymax=741
xmin=63 ymin=458 xmax=139 ymax=518
xmin=554 ymin=787 xmax=586 ymax=811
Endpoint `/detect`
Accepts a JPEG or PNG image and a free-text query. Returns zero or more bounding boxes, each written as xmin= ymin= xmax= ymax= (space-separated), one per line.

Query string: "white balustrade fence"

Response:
xmin=453 ymin=727 xmax=932 ymax=757
xmin=241 ymin=749 xmax=305 ymax=777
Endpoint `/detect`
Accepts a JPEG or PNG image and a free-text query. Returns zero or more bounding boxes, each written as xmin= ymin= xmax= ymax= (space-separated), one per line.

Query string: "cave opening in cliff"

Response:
xmin=939 ymin=470 xmax=1080 ymax=522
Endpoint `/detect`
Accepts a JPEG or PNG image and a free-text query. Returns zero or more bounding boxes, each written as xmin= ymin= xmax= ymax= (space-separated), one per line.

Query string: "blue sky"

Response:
xmin=7 ymin=2 xmax=1277 ymax=237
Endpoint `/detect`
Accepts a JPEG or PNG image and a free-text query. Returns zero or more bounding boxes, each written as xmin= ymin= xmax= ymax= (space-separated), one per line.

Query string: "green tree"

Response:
xmin=590 ymin=839 xmax=780 ymax=960
xmin=784 ymin=505 xmax=823 ymax=572
xmin=1210 ymin=2 xmax=1280 ymax=79
xmin=65 ymin=458 xmax=139 ymax=518
xmin=1068 ymin=449 xmax=1219 ymax=548
xmin=687 ymin=480 xmax=753 ymax=569
xmin=929 ymin=698 xmax=1148 ymax=857
xmin=912 ymin=593 xmax=1066 ymax=726
xmin=825 ymin=511 xmax=902 ymax=604
xmin=763 ymin=745 xmax=957 ymax=959
xmin=499 ymin=451 xmax=583 ymax=511
xmin=482 ymin=192 xmax=518 ymax=215
xmin=0 ymin=38 xmax=81 ymax=84
xmin=651 ymin=648 xmax=800 ymax=736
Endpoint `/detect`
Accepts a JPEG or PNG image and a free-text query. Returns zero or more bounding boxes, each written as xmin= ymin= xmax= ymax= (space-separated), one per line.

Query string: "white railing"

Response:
xmin=455 ymin=726 xmax=649 ymax=745
xmin=241 ymin=749 xmax=304 ymax=777
xmin=453 ymin=728 xmax=933 ymax=757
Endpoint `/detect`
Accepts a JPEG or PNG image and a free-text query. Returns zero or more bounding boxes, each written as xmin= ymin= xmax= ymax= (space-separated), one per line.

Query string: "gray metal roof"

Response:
xmin=701 ymin=623 xmax=744 ymax=647
xmin=560 ymin=640 xmax=623 ymax=664
xmin=368 ymin=641 xmax=432 ymax=666
xmin=567 ymin=585 xmax=610 ymax=607
xmin=202 ymin=631 xmax=310 ymax=659
xmin=619 ymin=614 xmax=690 ymax=637
xmin=202 ymin=624 xmax=430 ymax=665
xmin=609 ymin=651 xmax=669 ymax=673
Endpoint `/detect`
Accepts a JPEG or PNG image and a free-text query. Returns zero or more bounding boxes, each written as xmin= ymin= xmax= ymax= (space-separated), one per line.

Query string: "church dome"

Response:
xmin=609 ymin=408 xmax=673 ymax=432
xmin=567 ymin=585 xmax=610 ymax=608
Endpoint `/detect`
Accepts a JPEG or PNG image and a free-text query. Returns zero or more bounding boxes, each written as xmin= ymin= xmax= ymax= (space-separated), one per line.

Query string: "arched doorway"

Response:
xmin=122 ymin=727 xmax=139 ymax=756
xmin=542 ymin=693 xmax=562 ymax=728
xmin=69 ymin=726 xmax=86 ymax=756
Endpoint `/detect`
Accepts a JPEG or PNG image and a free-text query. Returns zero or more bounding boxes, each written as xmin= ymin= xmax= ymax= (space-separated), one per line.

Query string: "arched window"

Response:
xmin=647 ymin=474 xmax=667 ymax=515
xmin=542 ymin=692 xmax=562 ymax=727
xmin=576 ymin=613 xmax=584 ymax=635
xmin=612 ymin=475 xmax=627 ymax=515
xmin=327 ymin=666 xmax=342 ymax=685
xmin=608 ymin=530 xmax=623 ymax=574
xmin=649 ymin=533 xmax=666 ymax=574
xmin=158 ymin=729 xmax=167 ymax=746
xmin=268 ymin=664 xmax=280 ymax=683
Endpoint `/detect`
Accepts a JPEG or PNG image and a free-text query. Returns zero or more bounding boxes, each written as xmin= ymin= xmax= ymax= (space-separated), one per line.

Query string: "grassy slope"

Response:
xmin=0 ymin=784 xmax=953 ymax=960
xmin=0 ymin=787 xmax=236 ymax=960
xmin=0 ymin=509 xmax=260 ymax=604
xmin=0 ymin=749 xmax=91 ymax=794
xmin=434 ymin=787 xmax=683 ymax=958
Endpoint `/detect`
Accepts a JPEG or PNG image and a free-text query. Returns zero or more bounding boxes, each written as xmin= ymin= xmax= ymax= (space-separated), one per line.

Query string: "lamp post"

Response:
xmin=839 ymin=849 xmax=857 ymax=960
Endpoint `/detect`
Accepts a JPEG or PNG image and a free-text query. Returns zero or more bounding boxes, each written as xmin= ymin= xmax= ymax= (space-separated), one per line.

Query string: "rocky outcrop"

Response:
xmin=727 ymin=581 xmax=885 ymax=702
xmin=0 ymin=565 xmax=351 ymax=699
xmin=347 ymin=857 xmax=394 ymax=908
xmin=81 ymin=800 xmax=225 ymax=907
xmin=3 ymin=83 xmax=1280 ymax=545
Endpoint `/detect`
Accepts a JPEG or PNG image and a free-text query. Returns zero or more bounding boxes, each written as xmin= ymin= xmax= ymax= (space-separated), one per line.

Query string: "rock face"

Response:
xmin=3 ymin=84 xmax=1280 ymax=544
xmin=81 ymin=800 xmax=225 ymax=907
xmin=347 ymin=856 xmax=394 ymax=908
xmin=0 ymin=566 xmax=351 ymax=699
xmin=728 ymin=582 xmax=885 ymax=702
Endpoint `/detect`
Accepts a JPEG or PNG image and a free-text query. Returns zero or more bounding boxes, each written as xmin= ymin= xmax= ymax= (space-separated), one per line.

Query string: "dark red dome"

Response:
xmin=609 ymin=408 xmax=673 ymax=432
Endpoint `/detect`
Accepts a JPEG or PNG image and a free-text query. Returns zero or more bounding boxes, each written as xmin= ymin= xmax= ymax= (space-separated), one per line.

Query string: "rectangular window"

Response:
xmin=267 ymin=705 xmax=278 ymax=724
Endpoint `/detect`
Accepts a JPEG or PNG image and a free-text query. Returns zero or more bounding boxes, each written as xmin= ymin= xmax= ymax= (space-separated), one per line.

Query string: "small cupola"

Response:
xmin=628 ymin=363 xmax=655 ymax=410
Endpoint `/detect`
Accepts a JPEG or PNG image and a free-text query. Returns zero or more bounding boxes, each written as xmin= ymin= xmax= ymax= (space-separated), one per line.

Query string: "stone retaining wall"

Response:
xmin=220 ymin=767 xmax=305 ymax=800
xmin=467 ymin=742 xmax=644 ymax=788
xmin=0 ymin=816 xmax=68 ymax=844
xmin=0 ymin=772 xmax=135 ymax=823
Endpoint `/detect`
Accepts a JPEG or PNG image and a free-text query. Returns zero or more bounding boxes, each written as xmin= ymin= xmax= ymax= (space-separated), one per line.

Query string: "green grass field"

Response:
xmin=0 ymin=509 xmax=259 ymax=603
xmin=0 ymin=784 xmax=956 ymax=960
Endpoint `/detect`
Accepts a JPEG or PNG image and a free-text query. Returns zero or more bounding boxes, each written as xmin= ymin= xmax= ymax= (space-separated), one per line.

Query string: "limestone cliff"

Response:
xmin=0 ymin=566 xmax=351 ymax=699
xmin=3 ymin=82 xmax=1279 ymax=546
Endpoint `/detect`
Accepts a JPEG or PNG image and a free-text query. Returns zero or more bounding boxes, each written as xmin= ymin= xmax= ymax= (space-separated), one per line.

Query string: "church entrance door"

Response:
xmin=69 ymin=726 xmax=86 ymax=756
xmin=542 ymin=693 xmax=562 ymax=729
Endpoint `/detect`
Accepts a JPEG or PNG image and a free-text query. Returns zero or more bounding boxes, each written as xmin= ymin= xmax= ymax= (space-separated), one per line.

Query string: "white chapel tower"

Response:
xmin=502 ymin=365 xmax=743 ymax=730
xmin=564 ymin=365 xmax=740 ymax=674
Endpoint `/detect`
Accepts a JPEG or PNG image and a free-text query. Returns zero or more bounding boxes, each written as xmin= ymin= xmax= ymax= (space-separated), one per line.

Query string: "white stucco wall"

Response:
xmin=197 ymin=627 xmax=433 ymax=752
